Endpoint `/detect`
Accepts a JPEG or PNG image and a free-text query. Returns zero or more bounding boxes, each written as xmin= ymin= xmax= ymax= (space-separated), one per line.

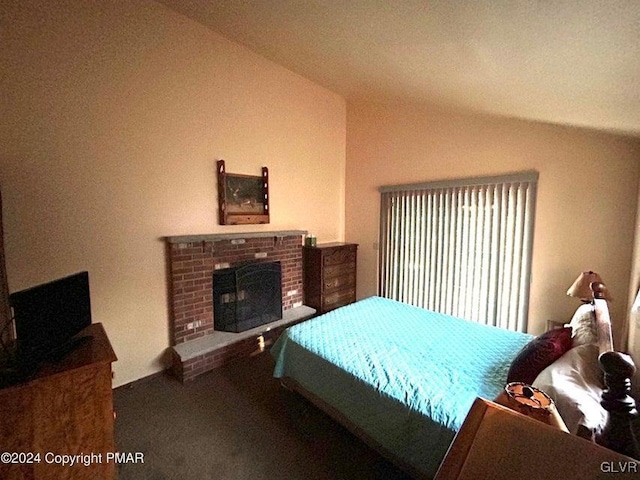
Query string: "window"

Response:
xmin=379 ymin=172 xmax=538 ymax=332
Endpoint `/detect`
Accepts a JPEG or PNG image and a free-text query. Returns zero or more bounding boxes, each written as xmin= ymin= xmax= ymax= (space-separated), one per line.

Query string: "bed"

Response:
xmin=271 ymin=283 xmax=638 ymax=479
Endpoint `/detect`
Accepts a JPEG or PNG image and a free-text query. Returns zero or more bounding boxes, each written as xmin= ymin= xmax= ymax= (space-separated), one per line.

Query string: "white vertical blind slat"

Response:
xmin=417 ymin=194 xmax=426 ymax=307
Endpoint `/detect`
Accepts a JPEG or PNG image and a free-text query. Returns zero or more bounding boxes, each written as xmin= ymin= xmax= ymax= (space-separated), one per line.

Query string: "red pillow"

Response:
xmin=507 ymin=327 xmax=573 ymax=385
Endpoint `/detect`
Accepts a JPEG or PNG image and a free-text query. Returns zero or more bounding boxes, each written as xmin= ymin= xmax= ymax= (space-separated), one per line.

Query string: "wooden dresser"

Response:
xmin=0 ymin=323 xmax=117 ymax=480
xmin=303 ymin=242 xmax=358 ymax=314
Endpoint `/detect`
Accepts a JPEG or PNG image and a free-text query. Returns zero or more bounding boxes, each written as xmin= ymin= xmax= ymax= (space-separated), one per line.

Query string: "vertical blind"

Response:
xmin=379 ymin=172 xmax=538 ymax=332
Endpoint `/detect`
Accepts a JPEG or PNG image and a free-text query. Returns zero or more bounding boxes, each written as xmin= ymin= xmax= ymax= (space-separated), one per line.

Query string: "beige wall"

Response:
xmin=1 ymin=0 xmax=346 ymax=386
xmin=346 ymin=101 xmax=640 ymax=344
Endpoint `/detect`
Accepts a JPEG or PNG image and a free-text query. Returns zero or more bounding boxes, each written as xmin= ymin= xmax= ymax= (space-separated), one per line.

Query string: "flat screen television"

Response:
xmin=10 ymin=271 xmax=92 ymax=370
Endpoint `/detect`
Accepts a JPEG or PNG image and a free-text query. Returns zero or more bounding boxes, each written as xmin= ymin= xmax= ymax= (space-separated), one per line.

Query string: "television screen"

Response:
xmin=10 ymin=271 xmax=92 ymax=366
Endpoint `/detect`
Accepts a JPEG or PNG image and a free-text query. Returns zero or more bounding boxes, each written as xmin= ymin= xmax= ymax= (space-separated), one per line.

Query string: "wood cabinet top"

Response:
xmin=1 ymin=323 xmax=116 ymax=390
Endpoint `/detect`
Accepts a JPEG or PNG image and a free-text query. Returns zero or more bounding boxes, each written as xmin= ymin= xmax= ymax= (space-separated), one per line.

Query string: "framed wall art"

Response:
xmin=217 ymin=159 xmax=270 ymax=225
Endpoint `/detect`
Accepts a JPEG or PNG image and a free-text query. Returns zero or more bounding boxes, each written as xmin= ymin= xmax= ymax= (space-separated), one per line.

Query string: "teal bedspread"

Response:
xmin=271 ymin=296 xmax=532 ymax=478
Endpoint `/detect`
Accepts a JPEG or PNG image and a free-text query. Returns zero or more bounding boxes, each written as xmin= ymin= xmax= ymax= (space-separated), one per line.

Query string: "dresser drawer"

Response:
xmin=325 ymin=262 xmax=356 ymax=279
xmin=323 ymin=288 xmax=356 ymax=311
xmin=323 ymin=272 xmax=356 ymax=293
xmin=323 ymin=247 xmax=357 ymax=267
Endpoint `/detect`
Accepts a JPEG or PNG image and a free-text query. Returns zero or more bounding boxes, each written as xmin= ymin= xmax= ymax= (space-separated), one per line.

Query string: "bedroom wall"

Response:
xmin=0 ymin=0 xmax=346 ymax=386
xmin=346 ymin=101 xmax=640 ymax=346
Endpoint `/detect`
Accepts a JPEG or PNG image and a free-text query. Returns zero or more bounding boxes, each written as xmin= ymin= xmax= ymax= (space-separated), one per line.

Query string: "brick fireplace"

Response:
xmin=165 ymin=230 xmax=314 ymax=381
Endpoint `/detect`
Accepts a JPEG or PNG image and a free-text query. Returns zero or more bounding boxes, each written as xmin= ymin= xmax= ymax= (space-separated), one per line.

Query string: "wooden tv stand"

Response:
xmin=0 ymin=323 xmax=117 ymax=480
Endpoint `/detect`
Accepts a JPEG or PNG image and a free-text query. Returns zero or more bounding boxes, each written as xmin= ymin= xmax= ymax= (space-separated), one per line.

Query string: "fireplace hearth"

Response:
xmin=213 ymin=261 xmax=283 ymax=333
xmin=166 ymin=231 xmax=312 ymax=381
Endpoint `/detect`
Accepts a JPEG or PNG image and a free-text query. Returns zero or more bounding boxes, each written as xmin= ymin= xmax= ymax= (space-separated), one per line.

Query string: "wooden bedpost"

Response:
xmin=591 ymin=282 xmax=640 ymax=459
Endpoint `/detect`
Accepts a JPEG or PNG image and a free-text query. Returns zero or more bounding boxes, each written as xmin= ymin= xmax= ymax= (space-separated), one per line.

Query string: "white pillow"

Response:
xmin=532 ymin=343 xmax=606 ymax=437
xmin=567 ymin=303 xmax=598 ymax=347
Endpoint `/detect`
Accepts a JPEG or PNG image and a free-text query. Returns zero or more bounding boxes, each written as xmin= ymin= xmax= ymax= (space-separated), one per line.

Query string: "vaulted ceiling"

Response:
xmin=157 ymin=0 xmax=640 ymax=136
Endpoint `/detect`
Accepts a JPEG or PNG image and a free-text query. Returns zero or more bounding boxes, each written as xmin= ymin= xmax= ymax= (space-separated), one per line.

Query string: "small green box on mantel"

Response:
xmin=304 ymin=235 xmax=317 ymax=247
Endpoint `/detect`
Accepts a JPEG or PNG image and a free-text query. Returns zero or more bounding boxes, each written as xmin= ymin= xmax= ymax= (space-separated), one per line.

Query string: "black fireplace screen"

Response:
xmin=212 ymin=261 xmax=283 ymax=333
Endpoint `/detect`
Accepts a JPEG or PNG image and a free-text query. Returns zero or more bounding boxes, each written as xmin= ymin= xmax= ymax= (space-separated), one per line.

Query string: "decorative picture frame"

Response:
xmin=217 ymin=159 xmax=270 ymax=225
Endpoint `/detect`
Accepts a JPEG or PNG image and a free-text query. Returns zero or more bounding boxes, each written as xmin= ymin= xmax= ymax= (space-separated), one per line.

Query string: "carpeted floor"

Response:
xmin=113 ymin=351 xmax=412 ymax=480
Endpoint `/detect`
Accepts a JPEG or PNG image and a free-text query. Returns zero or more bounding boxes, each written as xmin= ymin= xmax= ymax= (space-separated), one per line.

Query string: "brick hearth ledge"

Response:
xmin=172 ymin=305 xmax=315 ymax=362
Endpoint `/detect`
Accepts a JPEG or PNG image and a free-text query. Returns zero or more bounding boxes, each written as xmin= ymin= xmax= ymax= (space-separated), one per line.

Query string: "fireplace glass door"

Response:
xmin=213 ymin=262 xmax=283 ymax=333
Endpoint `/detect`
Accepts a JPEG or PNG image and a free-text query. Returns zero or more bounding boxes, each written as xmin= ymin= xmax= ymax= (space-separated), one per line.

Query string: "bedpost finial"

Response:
xmin=591 ymin=282 xmax=608 ymax=300
xmin=599 ymin=351 xmax=637 ymax=379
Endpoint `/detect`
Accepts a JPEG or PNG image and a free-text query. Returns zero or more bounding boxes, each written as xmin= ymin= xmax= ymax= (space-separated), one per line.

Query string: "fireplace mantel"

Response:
xmin=165 ymin=230 xmax=308 ymax=244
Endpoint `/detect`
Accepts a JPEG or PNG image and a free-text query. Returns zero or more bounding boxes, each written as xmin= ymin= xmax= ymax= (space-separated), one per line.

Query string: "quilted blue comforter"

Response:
xmin=272 ymin=296 xmax=532 ymax=478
